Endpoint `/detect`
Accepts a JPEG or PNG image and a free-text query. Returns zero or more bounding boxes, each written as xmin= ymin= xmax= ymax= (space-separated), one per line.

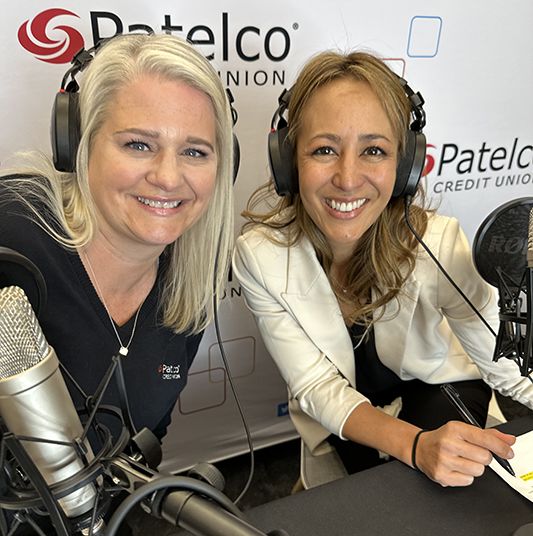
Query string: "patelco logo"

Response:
xmin=423 ymin=138 xmax=533 ymax=194
xmin=18 ymin=8 xmax=84 ymax=64
xmin=18 ymin=8 xmax=296 ymax=87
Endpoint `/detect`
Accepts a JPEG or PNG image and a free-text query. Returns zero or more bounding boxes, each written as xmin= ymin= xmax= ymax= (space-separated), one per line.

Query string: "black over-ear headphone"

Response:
xmin=51 ymin=41 xmax=241 ymax=181
xmin=267 ymin=75 xmax=426 ymax=198
xmin=51 ymin=45 xmax=98 ymax=173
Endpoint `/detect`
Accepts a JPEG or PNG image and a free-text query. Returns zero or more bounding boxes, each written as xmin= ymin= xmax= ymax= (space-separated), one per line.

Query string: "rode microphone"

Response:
xmin=0 ymin=286 xmax=105 ymax=534
xmin=473 ymin=197 xmax=533 ymax=376
xmin=0 ymin=247 xmax=47 ymax=317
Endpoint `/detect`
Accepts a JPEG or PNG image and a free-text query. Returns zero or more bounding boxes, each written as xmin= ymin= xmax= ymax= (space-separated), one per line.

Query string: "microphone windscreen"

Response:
xmin=0 ymin=286 xmax=48 ymax=377
xmin=0 ymin=247 xmax=47 ymax=317
xmin=473 ymin=197 xmax=533 ymax=288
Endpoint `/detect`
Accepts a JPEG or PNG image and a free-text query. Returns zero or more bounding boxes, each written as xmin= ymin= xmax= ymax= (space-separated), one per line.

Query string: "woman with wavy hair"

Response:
xmin=234 ymin=50 xmax=531 ymax=487
xmin=0 ymin=33 xmax=234 ymax=442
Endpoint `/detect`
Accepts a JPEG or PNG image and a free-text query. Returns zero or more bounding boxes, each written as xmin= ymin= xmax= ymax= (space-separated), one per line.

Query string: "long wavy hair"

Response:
xmin=1 ymin=34 xmax=234 ymax=334
xmin=242 ymin=50 xmax=430 ymax=325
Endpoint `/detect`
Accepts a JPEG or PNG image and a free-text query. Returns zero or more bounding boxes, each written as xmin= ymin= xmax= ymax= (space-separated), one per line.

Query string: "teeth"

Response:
xmin=326 ymin=198 xmax=366 ymax=212
xmin=137 ymin=197 xmax=182 ymax=209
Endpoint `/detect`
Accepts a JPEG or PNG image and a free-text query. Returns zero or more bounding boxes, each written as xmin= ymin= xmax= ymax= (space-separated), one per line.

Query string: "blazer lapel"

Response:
xmin=373 ymin=275 xmax=421 ymax=374
xmin=279 ymin=238 xmax=356 ymax=385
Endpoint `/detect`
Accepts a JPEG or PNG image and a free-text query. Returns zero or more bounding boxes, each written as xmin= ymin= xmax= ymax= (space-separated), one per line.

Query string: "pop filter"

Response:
xmin=473 ymin=197 xmax=533 ymax=288
xmin=0 ymin=247 xmax=47 ymax=317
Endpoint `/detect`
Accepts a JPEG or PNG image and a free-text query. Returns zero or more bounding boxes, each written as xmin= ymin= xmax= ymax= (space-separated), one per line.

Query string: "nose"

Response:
xmin=146 ymin=150 xmax=184 ymax=192
xmin=331 ymin=152 xmax=366 ymax=191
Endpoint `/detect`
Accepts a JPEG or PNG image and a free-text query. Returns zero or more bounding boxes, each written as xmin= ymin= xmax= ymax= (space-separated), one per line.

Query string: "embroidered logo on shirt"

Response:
xmin=158 ymin=363 xmax=181 ymax=380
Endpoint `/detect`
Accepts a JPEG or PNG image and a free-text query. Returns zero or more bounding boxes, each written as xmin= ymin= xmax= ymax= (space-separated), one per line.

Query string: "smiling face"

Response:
xmin=87 ymin=75 xmax=218 ymax=258
xmin=296 ymin=78 xmax=398 ymax=264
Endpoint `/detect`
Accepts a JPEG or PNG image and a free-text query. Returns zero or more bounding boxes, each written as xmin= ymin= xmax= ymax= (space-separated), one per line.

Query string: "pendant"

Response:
xmin=119 ymin=346 xmax=129 ymax=357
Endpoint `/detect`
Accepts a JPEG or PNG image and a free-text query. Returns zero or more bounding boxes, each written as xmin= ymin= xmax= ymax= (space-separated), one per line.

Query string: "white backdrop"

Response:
xmin=1 ymin=1 xmax=532 ymax=472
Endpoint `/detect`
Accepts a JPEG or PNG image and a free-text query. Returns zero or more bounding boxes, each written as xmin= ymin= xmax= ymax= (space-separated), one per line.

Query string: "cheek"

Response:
xmin=296 ymin=162 xmax=323 ymax=200
xmin=195 ymin=169 xmax=218 ymax=202
xmin=375 ymin=165 xmax=397 ymax=199
xmin=296 ymin=178 xmax=318 ymax=219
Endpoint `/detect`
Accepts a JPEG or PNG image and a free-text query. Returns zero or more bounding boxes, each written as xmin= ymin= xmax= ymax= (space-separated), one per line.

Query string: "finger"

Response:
xmin=460 ymin=427 xmax=515 ymax=459
xmin=438 ymin=471 xmax=476 ymax=488
xmin=428 ymin=458 xmax=480 ymax=487
xmin=448 ymin=438 xmax=493 ymax=466
xmin=416 ymin=430 xmax=484 ymax=486
xmin=485 ymin=428 xmax=517 ymax=447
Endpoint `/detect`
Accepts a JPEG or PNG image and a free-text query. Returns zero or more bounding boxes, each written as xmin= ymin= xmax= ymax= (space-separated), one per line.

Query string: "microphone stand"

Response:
xmin=105 ymin=455 xmax=271 ymax=536
xmin=493 ymin=266 xmax=533 ymax=377
xmin=0 ymin=426 xmax=70 ymax=535
xmin=0 ymin=350 xmax=134 ymax=536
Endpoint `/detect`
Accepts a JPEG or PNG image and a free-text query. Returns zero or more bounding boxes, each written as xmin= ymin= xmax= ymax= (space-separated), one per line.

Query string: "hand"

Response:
xmin=414 ymin=421 xmax=515 ymax=486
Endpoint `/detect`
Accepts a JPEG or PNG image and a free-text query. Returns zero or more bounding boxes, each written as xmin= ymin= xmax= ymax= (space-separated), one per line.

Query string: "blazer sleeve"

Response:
xmin=434 ymin=217 xmax=533 ymax=409
xmin=233 ymin=232 xmax=368 ymax=439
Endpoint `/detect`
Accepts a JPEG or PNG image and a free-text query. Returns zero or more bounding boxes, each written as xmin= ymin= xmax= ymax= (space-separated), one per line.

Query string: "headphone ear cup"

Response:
xmin=51 ymin=91 xmax=80 ymax=172
xmin=268 ymin=125 xmax=297 ymax=196
xmin=232 ymin=133 xmax=240 ymax=184
xmin=393 ymin=130 xmax=426 ymax=197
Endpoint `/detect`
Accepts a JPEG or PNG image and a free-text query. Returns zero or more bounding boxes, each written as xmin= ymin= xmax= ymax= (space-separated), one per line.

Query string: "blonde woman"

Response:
xmin=0 ymin=33 xmax=234 ymax=441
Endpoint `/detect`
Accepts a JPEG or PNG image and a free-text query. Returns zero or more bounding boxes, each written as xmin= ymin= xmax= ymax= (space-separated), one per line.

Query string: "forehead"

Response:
xmin=113 ymin=75 xmax=214 ymax=115
xmin=305 ymin=78 xmax=379 ymax=109
xmin=299 ymin=78 xmax=393 ymax=133
xmin=89 ymin=75 xmax=218 ymax=148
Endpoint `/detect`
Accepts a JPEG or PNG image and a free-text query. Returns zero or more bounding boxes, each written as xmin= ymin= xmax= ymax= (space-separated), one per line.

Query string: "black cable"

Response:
xmin=105 ymin=475 xmax=244 ymax=535
xmin=213 ymin=296 xmax=255 ymax=505
xmin=403 ymin=196 xmax=497 ymax=337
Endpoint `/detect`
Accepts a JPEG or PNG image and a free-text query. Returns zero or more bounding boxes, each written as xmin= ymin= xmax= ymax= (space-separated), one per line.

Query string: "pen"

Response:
xmin=440 ymin=383 xmax=516 ymax=477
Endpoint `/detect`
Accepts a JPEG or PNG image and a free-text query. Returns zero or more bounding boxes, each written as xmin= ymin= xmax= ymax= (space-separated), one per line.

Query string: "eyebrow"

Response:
xmin=309 ymin=132 xmax=393 ymax=144
xmin=114 ymin=128 xmax=215 ymax=151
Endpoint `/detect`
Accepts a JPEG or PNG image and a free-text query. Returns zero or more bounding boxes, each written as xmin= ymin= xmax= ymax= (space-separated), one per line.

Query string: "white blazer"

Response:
xmin=233 ymin=213 xmax=533 ymax=454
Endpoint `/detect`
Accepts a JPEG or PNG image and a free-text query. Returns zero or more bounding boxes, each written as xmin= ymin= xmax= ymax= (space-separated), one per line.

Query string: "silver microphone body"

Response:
xmin=0 ymin=286 xmax=97 ymax=519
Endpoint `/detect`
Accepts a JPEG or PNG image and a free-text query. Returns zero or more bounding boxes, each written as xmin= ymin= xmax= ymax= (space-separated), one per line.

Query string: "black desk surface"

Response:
xmin=245 ymin=416 xmax=533 ymax=536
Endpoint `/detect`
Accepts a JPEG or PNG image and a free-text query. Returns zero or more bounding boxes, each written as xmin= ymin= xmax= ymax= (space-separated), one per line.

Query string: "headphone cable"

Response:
xmin=403 ymin=195 xmax=497 ymax=337
xmin=212 ymin=292 xmax=255 ymax=505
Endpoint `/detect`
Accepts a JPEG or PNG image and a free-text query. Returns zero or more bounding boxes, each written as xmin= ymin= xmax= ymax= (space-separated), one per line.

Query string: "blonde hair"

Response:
xmin=1 ymin=34 xmax=234 ymax=334
xmin=243 ymin=50 xmax=429 ymax=325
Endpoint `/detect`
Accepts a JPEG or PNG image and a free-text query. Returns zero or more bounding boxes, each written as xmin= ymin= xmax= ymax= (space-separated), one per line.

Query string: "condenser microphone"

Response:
xmin=0 ymin=247 xmax=47 ymax=317
xmin=473 ymin=197 xmax=532 ymax=290
xmin=473 ymin=197 xmax=533 ymax=375
xmin=0 ymin=286 xmax=101 ymax=524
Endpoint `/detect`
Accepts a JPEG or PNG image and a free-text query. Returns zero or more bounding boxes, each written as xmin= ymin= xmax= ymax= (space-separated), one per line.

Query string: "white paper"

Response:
xmin=490 ymin=429 xmax=533 ymax=501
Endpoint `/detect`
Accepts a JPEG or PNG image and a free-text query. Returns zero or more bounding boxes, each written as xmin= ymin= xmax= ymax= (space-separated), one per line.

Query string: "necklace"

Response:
xmin=82 ymin=251 xmax=147 ymax=357
xmin=352 ymin=323 xmax=373 ymax=351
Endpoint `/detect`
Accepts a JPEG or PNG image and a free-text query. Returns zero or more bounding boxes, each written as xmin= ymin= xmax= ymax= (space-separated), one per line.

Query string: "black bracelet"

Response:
xmin=411 ymin=429 xmax=427 ymax=471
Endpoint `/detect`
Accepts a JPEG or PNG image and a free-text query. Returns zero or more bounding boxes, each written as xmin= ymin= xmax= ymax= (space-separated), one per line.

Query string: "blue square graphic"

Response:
xmin=407 ymin=16 xmax=442 ymax=58
xmin=277 ymin=402 xmax=289 ymax=417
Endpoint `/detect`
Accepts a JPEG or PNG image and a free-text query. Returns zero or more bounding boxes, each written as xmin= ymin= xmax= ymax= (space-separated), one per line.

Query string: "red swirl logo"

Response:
xmin=18 ymin=8 xmax=84 ymax=64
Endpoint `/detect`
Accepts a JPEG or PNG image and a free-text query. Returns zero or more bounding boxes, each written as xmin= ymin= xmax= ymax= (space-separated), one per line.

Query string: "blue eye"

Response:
xmin=184 ymin=148 xmax=207 ymax=158
xmin=126 ymin=140 xmax=150 ymax=152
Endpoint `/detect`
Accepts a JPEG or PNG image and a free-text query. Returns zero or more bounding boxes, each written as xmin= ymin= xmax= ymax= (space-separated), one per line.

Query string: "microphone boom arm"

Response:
xmin=105 ymin=455 xmax=270 ymax=536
